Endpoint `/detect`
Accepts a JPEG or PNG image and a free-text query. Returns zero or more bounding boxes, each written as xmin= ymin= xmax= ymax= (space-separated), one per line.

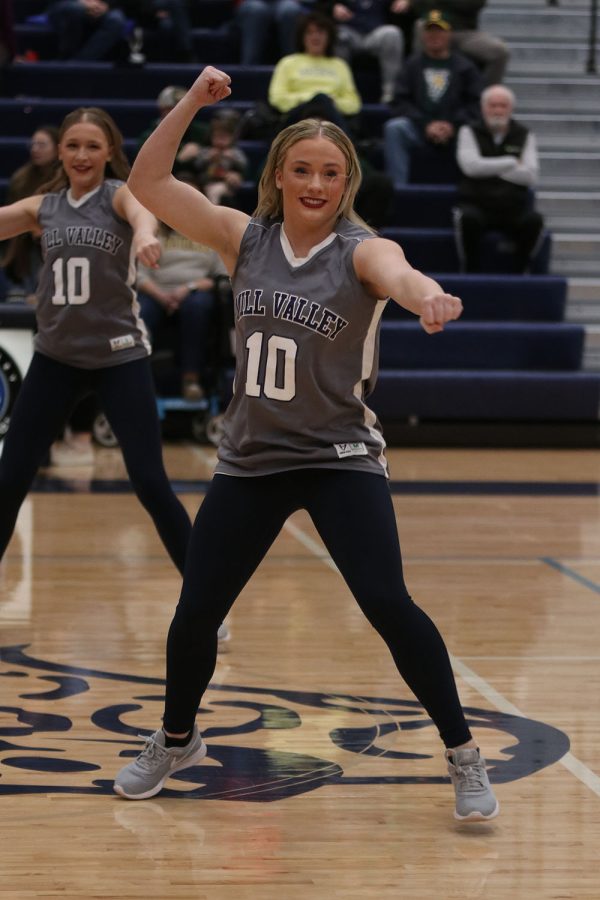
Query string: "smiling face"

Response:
xmin=58 ymin=121 xmax=113 ymax=198
xmin=275 ymin=137 xmax=348 ymax=233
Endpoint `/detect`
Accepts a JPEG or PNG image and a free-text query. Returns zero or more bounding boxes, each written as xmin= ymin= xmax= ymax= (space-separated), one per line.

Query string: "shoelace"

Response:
xmin=136 ymin=733 xmax=169 ymax=771
xmin=454 ymin=761 xmax=486 ymax=794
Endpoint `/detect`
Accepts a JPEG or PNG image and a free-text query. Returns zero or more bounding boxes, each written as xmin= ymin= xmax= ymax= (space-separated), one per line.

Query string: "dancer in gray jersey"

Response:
xmin=0 ymin=107 xmax=191 ymax=574
xmin=114 ymin=66 xmax=499 ymax=822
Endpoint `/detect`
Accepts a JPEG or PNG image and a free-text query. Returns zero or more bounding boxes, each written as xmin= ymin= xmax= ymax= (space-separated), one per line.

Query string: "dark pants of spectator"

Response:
xmin=138 ymin=290 xmax=215 ymax=385
xmin=455 ymin=203 xmax=545 ymax=274
xmin=48 ymin=1 xmax=126 ymax=60
xmin=236 ymin=0 xmax=304 ymax=64
xmin=356 ymin=172 xmax=394 ymax=229
xmin=280 ymin=93 xmax=354 ymax=135
xmin=150 ymin=0 xmax=195 ymax=61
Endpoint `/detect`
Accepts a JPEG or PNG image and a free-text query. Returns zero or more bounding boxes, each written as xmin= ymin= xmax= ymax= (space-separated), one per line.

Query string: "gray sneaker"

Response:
xmin=217 ymin=622 xmax=230 ymax=642
xmin=445 ymin=748 xmax=500 ymax=821
xmin=114 ymin=725 xmax=207 ymax=800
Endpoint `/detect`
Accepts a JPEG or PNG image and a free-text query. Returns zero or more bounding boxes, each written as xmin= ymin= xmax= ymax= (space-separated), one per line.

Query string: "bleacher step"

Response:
xmin=583 ymin=326 xmax=600 ymax=370
xmin=505 ymin=77 xmax=600 ymax=114
xmin=537 ymin=191 xmax=600 ymax=234
xmin=482 ymin=7 xmax=594 ymax=40
xmin=566 ymin=279 xmax=600 ymax=326
xmin=508 ymin=42 xmax=595 ymax=75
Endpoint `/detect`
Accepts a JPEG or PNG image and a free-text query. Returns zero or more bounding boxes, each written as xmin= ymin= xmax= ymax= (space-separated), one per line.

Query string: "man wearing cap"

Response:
xmin=392 ymin=0 xmax=508 ymax=85
xmin=383 ymin=10 xmax=482 ymax=187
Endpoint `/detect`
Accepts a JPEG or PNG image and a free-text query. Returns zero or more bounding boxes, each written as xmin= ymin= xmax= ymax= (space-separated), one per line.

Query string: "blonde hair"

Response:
xmin=255 ymin=119 xmax=373 ymax=232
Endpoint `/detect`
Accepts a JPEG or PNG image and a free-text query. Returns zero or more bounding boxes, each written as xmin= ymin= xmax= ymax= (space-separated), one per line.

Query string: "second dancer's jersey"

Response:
xmin=35 ymin=179 xmax=150 ymax=369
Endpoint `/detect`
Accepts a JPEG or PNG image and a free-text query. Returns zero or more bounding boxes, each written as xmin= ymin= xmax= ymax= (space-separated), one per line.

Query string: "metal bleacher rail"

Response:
xmin=588 ymin=0 xmax=599 ymax=72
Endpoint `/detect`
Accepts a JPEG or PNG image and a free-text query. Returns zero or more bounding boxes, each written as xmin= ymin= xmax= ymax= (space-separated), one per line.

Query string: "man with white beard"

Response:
xmin=453 ymin=84 xmax=544 ymax=274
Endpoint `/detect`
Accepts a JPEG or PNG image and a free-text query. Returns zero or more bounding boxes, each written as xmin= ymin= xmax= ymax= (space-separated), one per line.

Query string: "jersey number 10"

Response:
xmin=245 ymin=331 xmax=298 ymax=402
xmin=51 ymin=257 xmax=91 ymax=305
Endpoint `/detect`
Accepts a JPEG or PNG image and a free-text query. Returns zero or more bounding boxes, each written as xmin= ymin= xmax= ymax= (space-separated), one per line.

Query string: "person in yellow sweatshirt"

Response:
xmin=268 ymin=11 xmax=362 ymax=135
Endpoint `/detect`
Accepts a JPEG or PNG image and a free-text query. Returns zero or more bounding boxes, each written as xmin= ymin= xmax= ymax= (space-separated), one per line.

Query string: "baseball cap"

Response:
xmin=422 ymin=10 xmax=452 ymax=30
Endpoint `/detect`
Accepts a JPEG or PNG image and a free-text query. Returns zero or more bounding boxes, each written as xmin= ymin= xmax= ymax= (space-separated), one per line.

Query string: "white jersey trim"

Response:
xmin=66 ymin=184 xmax=103 ymax=208
xmin=354 ymin=299 xmax=388 ymax=473
xmin=279 ymin=225 xmax=337 ymax=268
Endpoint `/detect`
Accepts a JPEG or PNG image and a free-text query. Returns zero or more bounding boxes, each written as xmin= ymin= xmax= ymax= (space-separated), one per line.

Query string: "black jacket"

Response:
xmin=390 ymin=50 xmax=482 ymax=132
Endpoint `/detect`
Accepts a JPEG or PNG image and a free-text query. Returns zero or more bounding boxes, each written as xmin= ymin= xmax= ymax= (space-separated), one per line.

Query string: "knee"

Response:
xmin=384 ymin=117 xmax=411 ymax=140
xmin=103 ymin=9 xmax=127 ymax=34
xmin=276 ymin=0 xmax=302 ymax=21
xmin=172 ymin=591 xmax=224 ymax=634
xmin=494 ymin=38 xmax=510 ymax=62
xmin=238 ymin=0 xmax=270 ymax=22
xmin=129 ymin=468 xmax=166 ymax=508
xmin=50 ymin=1 xmax=83 ymax=24
xmin=380 ymin=25 xmax=403 ymax=51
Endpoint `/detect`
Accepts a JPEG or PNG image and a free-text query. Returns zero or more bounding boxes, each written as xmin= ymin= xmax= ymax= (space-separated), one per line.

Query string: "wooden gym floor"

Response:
xmin=1 ymin=444 xmax=599 ymax=899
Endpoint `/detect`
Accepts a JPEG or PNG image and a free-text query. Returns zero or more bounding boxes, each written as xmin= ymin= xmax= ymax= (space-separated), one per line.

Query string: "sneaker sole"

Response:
xmin=113 ymin=740 xmax=208 ymax=801
xmin=454 ymin=799 xmax=500 ymax=822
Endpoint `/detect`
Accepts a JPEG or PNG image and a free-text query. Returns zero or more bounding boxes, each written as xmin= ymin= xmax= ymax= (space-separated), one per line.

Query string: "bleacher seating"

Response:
xmin=3 ymin=0 xmax=599 ymax=434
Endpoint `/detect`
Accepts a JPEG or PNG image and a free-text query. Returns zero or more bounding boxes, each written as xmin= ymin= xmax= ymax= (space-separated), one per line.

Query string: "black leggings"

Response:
xmin=0 ymin=352 xmax=191 ymax=573
xmin=165 ymin=469 xmax=472 ymax=749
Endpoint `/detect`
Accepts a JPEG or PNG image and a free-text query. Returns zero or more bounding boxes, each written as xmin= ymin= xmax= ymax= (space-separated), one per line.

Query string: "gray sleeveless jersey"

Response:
xmin=35 ymin=179 xmax=150 ymax=368
xmin=216 ymin=217 xmax=389 ymax=478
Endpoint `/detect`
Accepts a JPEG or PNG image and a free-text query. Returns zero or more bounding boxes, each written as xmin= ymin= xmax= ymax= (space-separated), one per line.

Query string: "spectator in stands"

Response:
xmin=0 ymin=0 xmax=16 ymax=73
xmin=137 ymin=214 xmax=227 ymax=400
xmin=3 ymin=126 xmax=60 ymax=302
xmin=47 ymin=0 xmax=127 ymax=61
xmin=120 ymin=0 xmax=196 ymax=62
xmin=1 ymin=124 xmax=97 ymax=466
xmin=236 ymin=0 xmax=307 ymax=65
xmin=383 ymin=10 xmax=481 ymax=187
xmin=392 ymin=1 xmax=509 ymax=85
xmin=454 ymin=84 xmax=545 ymax=274
xmin=136 ymin=85 xmax=210 ymax=178
xmin=332 ymin=0 xmax=404 ymax=104
xmin=268 ymin=12 xmax=361 ymax=134
xmin=191 ymin=109 xmax=248 ymax=206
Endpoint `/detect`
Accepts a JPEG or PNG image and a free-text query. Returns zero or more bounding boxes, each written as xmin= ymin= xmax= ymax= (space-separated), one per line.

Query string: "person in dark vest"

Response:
xmin=454 ymin=84 xmax=545 ymax=274
xmin=112 ymin=65 xmax=499 ymax=825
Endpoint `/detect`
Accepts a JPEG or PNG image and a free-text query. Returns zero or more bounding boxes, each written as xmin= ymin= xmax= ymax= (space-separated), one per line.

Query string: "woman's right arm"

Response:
xmin=128 ymin=66 xmax=250 ymax=273
xmin=0 ymin=196 xmax=43 ymax=241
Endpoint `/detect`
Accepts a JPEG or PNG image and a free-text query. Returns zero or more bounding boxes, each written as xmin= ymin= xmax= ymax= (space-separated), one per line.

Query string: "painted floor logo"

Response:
xmin=0 ymin=644 xmax=570 ymax=800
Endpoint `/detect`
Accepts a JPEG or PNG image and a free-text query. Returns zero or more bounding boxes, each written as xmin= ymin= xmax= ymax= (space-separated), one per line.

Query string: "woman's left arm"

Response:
xmin=354 ymin=237 xmax=462 ymax=334
xmin=113 ymin=184 xmax=161 ymax=269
